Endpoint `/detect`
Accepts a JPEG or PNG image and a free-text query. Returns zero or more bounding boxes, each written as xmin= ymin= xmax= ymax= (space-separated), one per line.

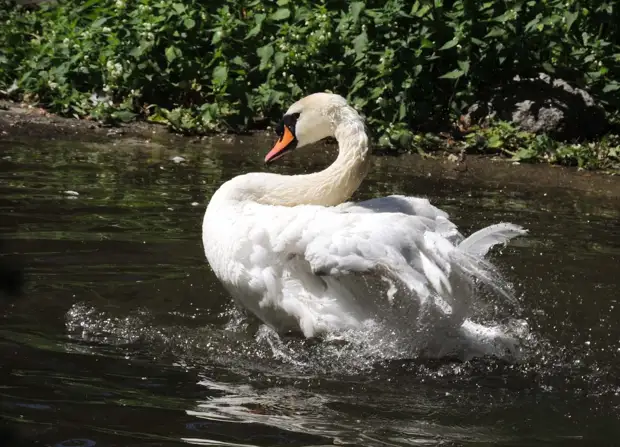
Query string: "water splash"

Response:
xmin=63 ymin=298 xmax=620 ymax=414
xmin=64 ymin=299 xmax=531 ymax=377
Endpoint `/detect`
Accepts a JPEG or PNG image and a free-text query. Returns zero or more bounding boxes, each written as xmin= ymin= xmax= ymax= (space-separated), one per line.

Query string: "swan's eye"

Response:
xmin=276 ymin=112 xmax=299 ymax=137
xmin=276 ymin=112 xmax=300 ymax=139
xmin=281 ymin=112 xmax=300 ymax=131
xmin=275 ymin=120 xmax=284 ymax=137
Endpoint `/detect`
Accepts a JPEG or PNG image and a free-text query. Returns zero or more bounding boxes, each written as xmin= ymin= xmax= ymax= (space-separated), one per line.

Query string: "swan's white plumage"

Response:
xmin=202 ymin=92 xmax=527 ymax=352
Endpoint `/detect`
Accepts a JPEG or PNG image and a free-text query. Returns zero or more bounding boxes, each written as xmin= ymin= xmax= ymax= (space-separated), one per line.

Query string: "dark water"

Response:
xmin=1 ymin=134 xmax=619 ymax=446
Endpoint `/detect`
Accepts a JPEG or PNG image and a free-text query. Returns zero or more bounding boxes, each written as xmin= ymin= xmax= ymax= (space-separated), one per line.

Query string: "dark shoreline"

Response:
xmin=1 ymin=100 xmax=619 ymax=199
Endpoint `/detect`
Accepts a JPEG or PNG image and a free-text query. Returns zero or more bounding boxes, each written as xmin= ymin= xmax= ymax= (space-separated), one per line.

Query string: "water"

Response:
xmin=1 ymin=133 xmax=619 ymax=446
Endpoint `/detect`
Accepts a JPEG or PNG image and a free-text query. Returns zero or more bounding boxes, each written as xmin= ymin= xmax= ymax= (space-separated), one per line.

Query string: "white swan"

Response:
xmin=202 ymin=92 xmax=527 ymax=355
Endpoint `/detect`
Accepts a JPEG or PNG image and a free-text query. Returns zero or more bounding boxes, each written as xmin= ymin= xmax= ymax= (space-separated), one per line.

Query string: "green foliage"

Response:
xmin=0 ymin=0 xmax=619 ymax=168
xmin=423 ymin=121 xmax=620 ymax=170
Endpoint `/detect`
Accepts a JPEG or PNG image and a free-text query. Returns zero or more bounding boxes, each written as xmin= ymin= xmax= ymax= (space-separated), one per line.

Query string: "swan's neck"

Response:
xmin=217 ymin=107 xmax=371 ymax=207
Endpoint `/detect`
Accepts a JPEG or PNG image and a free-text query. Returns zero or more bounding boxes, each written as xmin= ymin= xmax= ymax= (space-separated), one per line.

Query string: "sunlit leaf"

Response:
xmin=353 ymin=31 xmax=368 ymax=59
xmin=212 ymin=65 xmax=228 ymax=84
xmin=399 ymin=102 xmax=407 ymax=120
xmin=256 ymin=43 xmax=274 ymax=69
xmin=513 ymin=147 xmax=537 ymax=161
xmin=350 ymin=2 xmax=365 ymax=23
xmin=457 ymin=60 xmax=470 ymax=73
xmin=271 ymin=8 xmax=290 ymax=21
xmin=246 ymin=14 xmax=265 ymax=39
xmin=274 ymin=52 xmax=286 ymax=70
xmin=91 ymin=17 xmax=107 ymax=28
xmin=439 ymin=69 xmax=464 ymax=79
xmin=111 ymin=110 xmax=136 ymax=122
xmin=415 ymin=5 xmax=431 ymax=17
xmin=165 ymin=46 xmax=181 ymax=63
xmin=487 ymin=134 xmax=503 ymax=148
xmin=494 ymin=10 xmax=514 ymax=23
xmin=564 ymin=11 xmax=578 ymax=30
xmin=172 ymin=3 xmax=186 ymax=14
xmin=438 ymin=38 xmax=458 ymax=51
xmin=485 ymin=27 xmax=505 ymax=38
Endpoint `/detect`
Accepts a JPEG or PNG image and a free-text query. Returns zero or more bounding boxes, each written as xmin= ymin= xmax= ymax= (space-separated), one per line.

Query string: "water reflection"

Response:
xmin=1 ymin=134 xmax=619 ymax=446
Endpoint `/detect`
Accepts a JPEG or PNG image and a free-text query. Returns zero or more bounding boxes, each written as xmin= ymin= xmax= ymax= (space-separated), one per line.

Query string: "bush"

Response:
xmin=1 ymin=0 xmax=619 ymax=156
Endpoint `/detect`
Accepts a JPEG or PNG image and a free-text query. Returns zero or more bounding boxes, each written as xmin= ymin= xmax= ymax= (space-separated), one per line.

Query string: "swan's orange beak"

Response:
xmin=265 ymin=125 xmax=297 ymax=164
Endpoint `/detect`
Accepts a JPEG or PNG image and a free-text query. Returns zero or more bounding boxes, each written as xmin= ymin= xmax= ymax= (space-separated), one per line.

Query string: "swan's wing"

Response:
xmin=336 ymin=195 xmax=464 ymax=244
xmin=236 ymin=202 xmax=525 ymax=339
xmin=266 ymin=207 xmax=474 ymax=336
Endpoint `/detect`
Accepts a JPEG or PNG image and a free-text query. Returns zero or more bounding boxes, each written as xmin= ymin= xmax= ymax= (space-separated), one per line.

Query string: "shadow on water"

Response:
xmin=0 ymin=133 xmax=619 ymax=446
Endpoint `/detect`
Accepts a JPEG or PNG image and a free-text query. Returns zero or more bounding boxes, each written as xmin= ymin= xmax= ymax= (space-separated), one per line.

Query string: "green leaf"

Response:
xmin=277 ymin=0 xmax=289 ymax=4
xmin=231 ymin=56 xmax=249 ymax=68
xmin=350 ymin=72 xmax=366 ymax=94
xmin=438 ymin=38 xmax=458 ymax=51
xmin=350 ymin=2 xmax=365 ymax=23
xmin=183 ymin=18 xmax=196 ymax=29
xmin=485 ymin=27 xmax=505 ymax=38
xmin=111 ymin=110 xmax=136 ymax=123
xmin=603 ymin=82 xmax=620 ymax=93
xmin=487 ymin=134 xmax=503 ymax=148
xmin=212 ymin=28 xmax=223 ymax=44
xmin=165 ymin=46 xmax=181 ymax=63
xmin=378 ymin=133 xmax=392 ymax=148
xmin=274 ymin=52 xmax=286 ymax=70
xmin=399 ymin=102 xmax=407 ymax=120
xmin=525 ymin=15 xmax=541 ymax=32
xmin=439 ymin=69 xmax=464 ymax=79
xmin=257 ymin=43 xmax=274 ymax=69
xmin=494 ymin=10 xmax=514 ymax=23
xmin=91 ymin=17 xmax=108 ymax=28
xmin=246 ymin=13 xmax=265 ymax=39
xmin=457 ymin=60 xmax=470 ymax=73
xmin=172 ymin=3 xmax=186 ymax=14
xmin=415 ymin=5 xmax=431 ymax=17
xmin=369 ymin=86 xmax=383 ymax=99
xmin=271 ymin=8 xmax=290 ymax=21
xmin=129 ymin=44 xmax=147 ymax=59
xmin=353 ymin=31 xmax=368 ymax=59
xmin=513 ymin=147 xmax=537 ymax=161
xmin=420 ymin=37 xmax=434 ymax=48
xmin=212 ymin=65 xmax=228 ymax=84
xmin=564 ymin=11 xmax=578 ymax=30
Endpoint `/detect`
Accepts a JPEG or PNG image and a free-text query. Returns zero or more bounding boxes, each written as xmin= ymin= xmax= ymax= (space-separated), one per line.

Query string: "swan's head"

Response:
xmin=265 ymin=92 xmax=348 ymax=164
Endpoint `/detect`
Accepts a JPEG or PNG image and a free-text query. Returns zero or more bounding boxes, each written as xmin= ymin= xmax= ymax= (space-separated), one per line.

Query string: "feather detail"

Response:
xmin=458 ymin=223 xmax=528 ymax=258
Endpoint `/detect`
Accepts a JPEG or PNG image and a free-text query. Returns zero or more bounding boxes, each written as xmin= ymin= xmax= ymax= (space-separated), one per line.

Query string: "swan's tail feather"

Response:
xmin=458 ymin=223 xmax=528 ymax=258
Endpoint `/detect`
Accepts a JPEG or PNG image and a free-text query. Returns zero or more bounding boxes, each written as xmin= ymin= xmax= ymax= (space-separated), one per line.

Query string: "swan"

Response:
xmin=202 ymin=92 xmax=527 ymax=355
